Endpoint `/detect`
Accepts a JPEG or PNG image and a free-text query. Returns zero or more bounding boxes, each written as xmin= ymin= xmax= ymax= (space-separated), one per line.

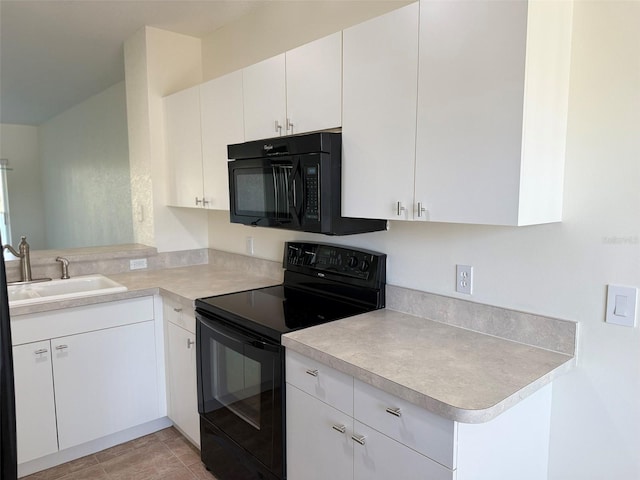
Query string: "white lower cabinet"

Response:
xmin=52 ymin=320 xmax=159 ymax=450
xmin=286 ymin=349 xmax=552 ymax=480
xmin=13 ymin=340 xmax=58 ymax=464
xmin=11 ymin=296 xmax=161 ymax=465
xmin=163 ymin=298 xmax=200 ymax=446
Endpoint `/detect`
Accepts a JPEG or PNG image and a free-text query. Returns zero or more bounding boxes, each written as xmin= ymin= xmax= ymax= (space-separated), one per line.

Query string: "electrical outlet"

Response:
xmin=456 ymin=265 xmax=473 ymax=295
xmin=129 ymin=258 xmax=148 ymax=270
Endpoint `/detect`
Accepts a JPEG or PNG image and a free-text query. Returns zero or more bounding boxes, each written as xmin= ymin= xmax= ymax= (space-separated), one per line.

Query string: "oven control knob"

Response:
xmin=347 ymin=256 xmax=359 ymax=268
xmin=359 ymin=259 xmax=370 ymax=272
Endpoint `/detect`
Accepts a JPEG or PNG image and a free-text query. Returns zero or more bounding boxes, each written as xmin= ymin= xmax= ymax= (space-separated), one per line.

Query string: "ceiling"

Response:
xmin=0 ymin=0 xmax=264 ymax=126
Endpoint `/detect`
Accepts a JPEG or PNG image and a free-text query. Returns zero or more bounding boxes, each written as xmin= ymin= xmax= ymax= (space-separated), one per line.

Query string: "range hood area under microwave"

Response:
xmin=227 ymin=132 xmax=387 ymax=236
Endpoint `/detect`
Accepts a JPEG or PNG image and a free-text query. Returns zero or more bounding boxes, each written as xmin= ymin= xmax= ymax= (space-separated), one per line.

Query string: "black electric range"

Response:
xmin=195 ymin=241 xmax=386 ymax=480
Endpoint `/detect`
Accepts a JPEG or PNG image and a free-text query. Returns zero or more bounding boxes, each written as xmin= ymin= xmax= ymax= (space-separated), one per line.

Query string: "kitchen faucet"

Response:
xmin=3 ymin=236 xmax=32 ymax=282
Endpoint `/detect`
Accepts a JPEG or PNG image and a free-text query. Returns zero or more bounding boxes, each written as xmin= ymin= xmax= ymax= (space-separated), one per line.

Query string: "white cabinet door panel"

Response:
xmin=13 ymin=340 xmax=58 ymax=464
xmin=353 ymin=421 xmax=454 ymax=480
xmin=52 ymin=321 xmax=160 ymax=450
xmin=243 ymin=54 xmax=286 ymax=141
xmin=164 ymin=86 xmax=204 ymax=208
xmin=286 ymin=384 xmax=353 ymax=480
xmin=342 ymin=3 xmax=419 ymax=220
xmin=201 ymin=70 xmax=244 ymax=210
xmin=286 ymin=32 xmax=342 ymax=135
xmin=167 ymin=321 xmax=200 ymax=446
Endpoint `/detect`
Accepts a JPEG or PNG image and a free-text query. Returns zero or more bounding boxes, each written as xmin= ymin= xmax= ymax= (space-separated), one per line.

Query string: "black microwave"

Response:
xmin=227 ymin=132 xmax=387 ymax=235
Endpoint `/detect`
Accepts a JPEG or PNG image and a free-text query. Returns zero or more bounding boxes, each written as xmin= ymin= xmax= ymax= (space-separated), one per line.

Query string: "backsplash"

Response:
xmin=387 ymin=285 xmax=578 ymax=356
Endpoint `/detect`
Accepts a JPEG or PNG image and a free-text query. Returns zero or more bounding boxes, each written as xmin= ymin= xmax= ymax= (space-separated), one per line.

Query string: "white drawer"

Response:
xmin=163 ymin=297 xmax=195 ymax=333
xmin=354 ymin=379 xmax=456 ymax=469
xmin=286 ymin=350 xmax=353 ymax=416
xmin=353 ymin=421 xmax=455 ymax=480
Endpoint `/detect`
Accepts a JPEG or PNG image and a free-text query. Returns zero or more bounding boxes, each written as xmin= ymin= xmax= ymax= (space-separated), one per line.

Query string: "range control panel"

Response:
xmin=285 ymin=241 xmax=386 ymax=284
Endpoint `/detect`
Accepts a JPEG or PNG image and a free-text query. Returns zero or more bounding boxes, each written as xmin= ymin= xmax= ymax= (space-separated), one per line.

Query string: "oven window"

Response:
xmin=212 ymin=341 xmax=262 ymax=430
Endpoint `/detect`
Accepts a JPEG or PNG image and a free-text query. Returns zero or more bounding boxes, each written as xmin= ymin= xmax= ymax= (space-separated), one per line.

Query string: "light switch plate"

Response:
xmin=606 ymin=284 xmax=637 ymax=327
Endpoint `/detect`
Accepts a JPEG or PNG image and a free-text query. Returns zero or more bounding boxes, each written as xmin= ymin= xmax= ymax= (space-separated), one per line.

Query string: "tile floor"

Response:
xmin=24 ymin=427 xmax=217 ymax=480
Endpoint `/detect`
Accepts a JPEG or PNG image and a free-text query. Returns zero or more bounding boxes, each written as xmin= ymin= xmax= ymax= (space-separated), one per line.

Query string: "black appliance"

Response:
xmin=0 ymin=233 xmax=18 ymax=480
xmin=227 ymin=132 xmax=387 ymax=235
xmin=195 ymin=241 xmax=386 ymax=480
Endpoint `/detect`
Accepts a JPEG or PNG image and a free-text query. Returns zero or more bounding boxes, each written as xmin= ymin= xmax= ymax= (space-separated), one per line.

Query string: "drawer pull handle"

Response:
xmin=305 ymin=369 xmax=319 ymax=377
xmin=332 ymin=424 xmax=346 ymax=434
xmin=173 ymin=307 xmax=182 ymax=313
xmin=351 ymin=434 xmax=366 ymax=446
xmin=385 ymin=407 xmax=402 ymax=417
xmin=55 ymin=345 xmax=68 ymax=351
xmin=34 ymin=348 xmax=48 ymax=355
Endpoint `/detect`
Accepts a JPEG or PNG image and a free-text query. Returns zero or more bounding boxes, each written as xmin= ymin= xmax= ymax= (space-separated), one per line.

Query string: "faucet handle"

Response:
xmin=56 ymin=257 xmax=70 ymax=280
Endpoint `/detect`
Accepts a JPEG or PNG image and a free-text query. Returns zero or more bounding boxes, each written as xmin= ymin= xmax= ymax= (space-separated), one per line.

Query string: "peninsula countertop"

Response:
xmin=282 ymin=308 xmax=575 ymax=424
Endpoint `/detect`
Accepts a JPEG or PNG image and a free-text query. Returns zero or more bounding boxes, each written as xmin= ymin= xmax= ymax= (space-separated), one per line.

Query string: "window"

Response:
xmin=0 ymin=159 xmax=11 ymax=246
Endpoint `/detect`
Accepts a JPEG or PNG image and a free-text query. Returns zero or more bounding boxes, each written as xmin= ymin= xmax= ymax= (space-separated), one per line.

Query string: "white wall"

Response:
xmin=0 ymin=123 xmax=45 ymax=248
xmin=38 ymin=82 xmax=133 ymax=249
xmin=124 ymin=26 xmax=208 ymax=252
xmin=203 ymin=1 xmax=640 ymax=479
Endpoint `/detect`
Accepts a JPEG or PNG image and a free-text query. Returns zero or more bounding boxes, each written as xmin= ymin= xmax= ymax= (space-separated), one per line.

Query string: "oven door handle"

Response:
xmin=199 ymin=316 xmax=281 ymax=354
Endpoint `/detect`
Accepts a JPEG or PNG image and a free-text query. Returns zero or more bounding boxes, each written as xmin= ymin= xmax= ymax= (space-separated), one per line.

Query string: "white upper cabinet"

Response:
xmin=415 ymin=0 xmax=573 ymax=225
xmin=341 ymin=3 xmax=420 ymax=221
xmin=243 ymin=32 xmax=343 ymax=141
xmin=200 ymin=70 xmax=244 ymax=210
xmin=164 ymin=86 xmax=204 ymax=208
xmin=243 ymin=54 xmax=288 ymax=141
xmin=285 ymin=32 xmax=342 ymax=135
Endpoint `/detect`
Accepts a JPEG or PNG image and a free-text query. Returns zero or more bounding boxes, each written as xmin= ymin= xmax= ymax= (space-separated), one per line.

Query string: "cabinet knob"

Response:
xmin=351 ymin=434 xmax=366 ymax=445
xmin=305 ymin=368 xmax=319 ymax=377
xmin=332 ymin=424 xmax=346 ymax=434
xmin=385 ymin=406 xmax=402 ymax=417
xmin=187 ymin=339 xmax=195 ymax=349
xmin=34 ymin=348 xmax=48 ymax=355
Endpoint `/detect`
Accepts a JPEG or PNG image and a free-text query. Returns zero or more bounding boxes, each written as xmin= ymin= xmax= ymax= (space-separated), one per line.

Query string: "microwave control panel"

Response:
xmin=303 ymin=165 xmax=320 ymax=221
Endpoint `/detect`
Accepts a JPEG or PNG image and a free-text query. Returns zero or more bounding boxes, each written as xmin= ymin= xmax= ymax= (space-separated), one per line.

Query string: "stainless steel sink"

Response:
xmin=8 ymin=275 xmax=127 ymax=307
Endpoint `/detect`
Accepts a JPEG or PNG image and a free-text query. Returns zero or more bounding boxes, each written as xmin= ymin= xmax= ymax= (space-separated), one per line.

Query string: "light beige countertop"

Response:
xmin=9 ymin=264 xmax=281 ymax=317
xmin=282 ymin=308 xmax=575 ymax=424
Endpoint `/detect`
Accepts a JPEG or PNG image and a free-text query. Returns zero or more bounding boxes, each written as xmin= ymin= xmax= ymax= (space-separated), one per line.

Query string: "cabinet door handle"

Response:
xmin=202 ymin=199 xmax=210 ymax=207
xmin=332 ymin=424 xmax=346 ymax=434
xmin=187 ymin=339 xmax=195 ymax=349
xmin=396 ymin=201 xmax=406 ymax=216
xmin=417 ymin=202 xmax=427 ymax=218
xmin=385 ymin=407 xmax=402 ymax=417
xmin=55 ymin=345 xmax=68 ymax=351
xmin=195 ymin=197 xmax=203 ymax=206
xmin=351 ymin=434 xmax=366 ymax=445
xmin=305 ymin=368 xmax=319 ymax=377
xmin=275 ymin=120 xmax=283 ymax=134
xmin=34 ymin=348 xmax=48 ymax=355
xmin=286 ymin=118 xmax=294 ymax=132
xmin=173 ymin=307 xmax=182 ymax=313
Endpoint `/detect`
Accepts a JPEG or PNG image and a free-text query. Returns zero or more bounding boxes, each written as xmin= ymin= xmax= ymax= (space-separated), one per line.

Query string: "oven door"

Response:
xmin=196 ymin=312 xmax=283 ymax=472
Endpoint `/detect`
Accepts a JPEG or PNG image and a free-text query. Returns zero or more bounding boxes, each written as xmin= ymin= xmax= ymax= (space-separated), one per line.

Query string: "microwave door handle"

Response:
xmin=287 ymin=158 xmax=302 ymax=227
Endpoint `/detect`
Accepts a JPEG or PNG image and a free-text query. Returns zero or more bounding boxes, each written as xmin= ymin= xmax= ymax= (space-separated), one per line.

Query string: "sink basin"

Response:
xmin=8 ymin=275 xmax=128 ymax=307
